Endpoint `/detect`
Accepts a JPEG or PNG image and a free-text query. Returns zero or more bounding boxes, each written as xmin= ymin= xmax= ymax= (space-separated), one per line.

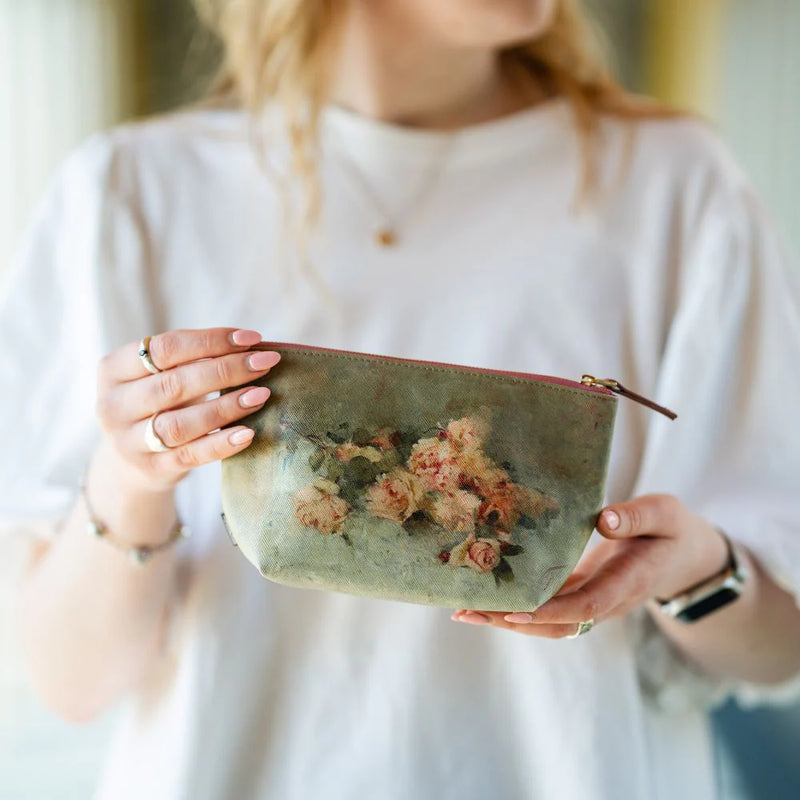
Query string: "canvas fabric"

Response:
xmin=222 ymin=345 xmax=616 ymax=610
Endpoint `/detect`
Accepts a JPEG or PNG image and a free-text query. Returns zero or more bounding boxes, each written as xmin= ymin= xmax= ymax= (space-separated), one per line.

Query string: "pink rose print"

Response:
xmin=477 ymin=482 xmax=520 ymax=533
xmin=366 ymin=469 xmax=426 ymax=523
xmin=445 ymin=416 xmax=488 ymax=452
xmin=285 ymin=413 xmax=560 ymax=582
xmin=407 ymin=437 xmax=461 ymax=492
xmin=455 ymin=449 xmax=509 ymax=494
xmin=449 ymin=535 xmax=501 ymax=573
xmin=467 ymin=538 xmax=502 ymax=573
xmin=293 ymin=479 xmax=351 ymax=535
xmin=429 ymin=490 xmax=481 ymax=534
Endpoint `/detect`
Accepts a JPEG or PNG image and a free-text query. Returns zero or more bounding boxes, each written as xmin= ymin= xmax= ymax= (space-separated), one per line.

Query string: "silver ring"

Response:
xmin=567 ymin=618 xmax=595 ymax=639
xmin=138 ymin=336 xmax=162 ymax=374
xmin=144 ymin=413 xmax=171 ymax=453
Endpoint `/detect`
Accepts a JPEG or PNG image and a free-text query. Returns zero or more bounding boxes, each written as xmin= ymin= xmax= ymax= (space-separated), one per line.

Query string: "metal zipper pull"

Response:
xmin=581 ymin=375 xmax=678 ymax=420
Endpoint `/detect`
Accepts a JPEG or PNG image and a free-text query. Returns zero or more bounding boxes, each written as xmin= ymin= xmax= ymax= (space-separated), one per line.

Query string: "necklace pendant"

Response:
xmin=375 ymin=228 xmax=397 ymax=248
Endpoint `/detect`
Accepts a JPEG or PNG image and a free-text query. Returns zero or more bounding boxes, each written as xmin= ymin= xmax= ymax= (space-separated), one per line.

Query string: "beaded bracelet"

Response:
xmin=80 ymin=480 xmax=189 ymax=565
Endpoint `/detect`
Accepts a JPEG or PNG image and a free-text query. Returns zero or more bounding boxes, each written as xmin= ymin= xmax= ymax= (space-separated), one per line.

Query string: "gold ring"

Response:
xmin=144 ymin=413 xmax=171 ymax=453
xmin=567 ymin=618 xmax=595 ymax=639
xmin=138 ymin=336 xmax=162 ymax=374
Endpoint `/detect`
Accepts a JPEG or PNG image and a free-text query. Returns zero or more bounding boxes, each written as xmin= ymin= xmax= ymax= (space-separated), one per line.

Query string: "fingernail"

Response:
xmin=504 ymin=612 xmax=534 ymax=624
xmin=455 ymin=611 xmax=491 ymax=626
xmin=239 ymin=387 xmax=270 ymax=408
xmin=230 ymin=329 xmax=262 ymax=346
xmin=247 ymin=351 xmax=281 ymax=371
xmin=229 ymin=428 xmax=255 ymax=446
xmin=601 ymin=509 xmax=620 ymax=531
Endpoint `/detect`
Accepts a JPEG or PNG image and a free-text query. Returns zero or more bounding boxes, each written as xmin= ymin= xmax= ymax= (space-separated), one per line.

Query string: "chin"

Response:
xmin=431 ymin=0 xmax=559 ymax=48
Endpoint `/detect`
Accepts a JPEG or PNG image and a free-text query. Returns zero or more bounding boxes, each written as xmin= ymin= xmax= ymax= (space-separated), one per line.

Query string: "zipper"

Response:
xmin=581 ymin=375 xmax=677 ymax=420
xmin=264 ymin=343 xmax=676 ymax=418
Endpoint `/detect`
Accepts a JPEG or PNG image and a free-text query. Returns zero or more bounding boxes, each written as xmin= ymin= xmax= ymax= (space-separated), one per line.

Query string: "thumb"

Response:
xmin=596 ymin=494 xmax=683 ymax=540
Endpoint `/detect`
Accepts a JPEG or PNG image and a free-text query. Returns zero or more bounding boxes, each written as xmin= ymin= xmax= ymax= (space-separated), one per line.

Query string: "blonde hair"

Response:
xmin=193 ymin=0 xmax=674 ymax=218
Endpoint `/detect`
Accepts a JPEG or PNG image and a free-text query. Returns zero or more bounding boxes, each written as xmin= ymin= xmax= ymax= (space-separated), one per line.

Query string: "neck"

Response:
xmin=328 ymin=6 xmax=543 ymax=130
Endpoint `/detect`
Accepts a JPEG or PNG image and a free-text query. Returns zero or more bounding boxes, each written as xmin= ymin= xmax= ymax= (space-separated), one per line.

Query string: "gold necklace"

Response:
xmin=332 ymin=133 xmax=457 ymax=248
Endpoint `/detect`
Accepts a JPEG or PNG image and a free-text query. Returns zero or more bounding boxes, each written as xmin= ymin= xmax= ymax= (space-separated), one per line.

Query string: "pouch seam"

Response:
xmin=278 ymin=350 xmax=618 ymax=404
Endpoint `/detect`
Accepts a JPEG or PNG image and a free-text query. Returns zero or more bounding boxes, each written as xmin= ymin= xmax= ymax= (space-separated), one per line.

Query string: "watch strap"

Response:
xmin=656 ymin=531 xmax=746 ymax=623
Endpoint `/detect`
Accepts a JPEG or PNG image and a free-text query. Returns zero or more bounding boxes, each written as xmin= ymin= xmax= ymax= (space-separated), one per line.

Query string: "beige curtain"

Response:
xmin=0 ymin=0 xmax=144 ymax=277
xmin=0 ymin=3 xmax=144 ymax=796
xmin=643 ymin=0 xmax=726 ymax=116
xmin=641 ymin=0 xmax=799 ymax=264
xmin=719 ymin=0 xmax=800 ymax=263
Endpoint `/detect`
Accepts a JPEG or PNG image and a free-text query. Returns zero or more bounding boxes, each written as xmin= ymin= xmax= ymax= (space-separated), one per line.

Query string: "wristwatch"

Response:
xmin=656 ymin=532 xmax=747 ymax=623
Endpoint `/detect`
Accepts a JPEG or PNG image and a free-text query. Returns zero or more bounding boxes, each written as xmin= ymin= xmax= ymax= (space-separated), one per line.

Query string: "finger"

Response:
xmin=557 ymin=537 xmax=635 ymax=593
xmin=107 ymin=350 xmax=280 ymax=424
xmin=596 ymin=494 xmax=685 ymax=541
xmin=100 ymin=328 xmax=264 ymax=383
xmin=547 ymin=540 xmax=622 ymax=599
xmin=449 ymin=544 xmax=616 ymax=630
xmin=553 ymin=569 xmax=589 ymax=595
xmin=524 ymin=539 xmax=664 ymax=624
xmin=159 ymin=425 xmax=257 ymax=472
xmin=130 ymin=385 xmax=270 ymax=450
xmin=451 ymin=611 xmax=584 ymax=639
xmin=553 ymin=548 xmax=613 ymax=596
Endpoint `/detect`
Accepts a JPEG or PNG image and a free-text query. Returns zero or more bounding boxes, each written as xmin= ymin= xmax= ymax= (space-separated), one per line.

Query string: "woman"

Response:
xmin=2 ymin=1 xmax=800 ymax=797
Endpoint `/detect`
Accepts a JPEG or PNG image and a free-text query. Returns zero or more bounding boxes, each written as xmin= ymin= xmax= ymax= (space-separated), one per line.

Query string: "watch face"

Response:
xmin=677 ymin=587 xmax=741 ymax=623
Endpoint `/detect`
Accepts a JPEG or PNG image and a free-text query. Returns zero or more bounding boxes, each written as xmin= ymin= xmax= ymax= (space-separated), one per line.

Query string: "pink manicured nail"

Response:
xmin=601 ymin=509 xmax=620 ymax=531
xmin=504 ymin=612 xmax=534 ymax=624
xmin=230 ymin=329 xmax=262 ymax=346
xmin=229 ymin=428 xmax=255 ymax=446
xmin=455 ymin=611 xmax=491 ymax=626
xmin=247 ymin=351 xmax=281 ymax=371
xmin=239 ymin=387 xmax=270 ymax=408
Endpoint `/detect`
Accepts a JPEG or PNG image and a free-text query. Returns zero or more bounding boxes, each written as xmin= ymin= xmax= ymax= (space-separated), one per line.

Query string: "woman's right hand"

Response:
xmin=21 ymin=328 xmax=277 ymax=720
xmin=95 ymin=327 xmax=279 ymax=494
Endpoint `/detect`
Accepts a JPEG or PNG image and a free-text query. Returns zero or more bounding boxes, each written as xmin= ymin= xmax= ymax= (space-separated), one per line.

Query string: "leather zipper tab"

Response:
xmin=580 ymin=375 xmax=678 ymax=420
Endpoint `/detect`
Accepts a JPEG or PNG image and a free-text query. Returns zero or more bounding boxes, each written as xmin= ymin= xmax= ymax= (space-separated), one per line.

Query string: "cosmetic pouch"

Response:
xmin=221 ymin=344 xmax=618 ymax=611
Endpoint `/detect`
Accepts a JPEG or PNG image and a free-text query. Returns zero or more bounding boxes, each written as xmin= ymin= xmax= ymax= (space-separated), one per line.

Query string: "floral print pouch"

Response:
xmin=221 ymin=344 xmax=617 ymax=611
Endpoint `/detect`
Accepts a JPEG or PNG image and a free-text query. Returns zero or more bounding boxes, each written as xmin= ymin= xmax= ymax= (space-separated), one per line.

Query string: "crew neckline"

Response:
xmin=320 ymin=95 xmax=570 ymax=167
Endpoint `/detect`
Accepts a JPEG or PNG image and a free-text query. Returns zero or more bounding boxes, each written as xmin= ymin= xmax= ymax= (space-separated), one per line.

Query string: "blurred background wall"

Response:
xmin=1 ymin=1 xmax=798 ymax=798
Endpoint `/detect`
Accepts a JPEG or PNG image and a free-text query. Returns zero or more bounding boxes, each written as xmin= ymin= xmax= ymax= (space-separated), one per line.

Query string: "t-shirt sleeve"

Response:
xmin=629 ymin=160 xmax=800 ymax=709
xmin=0 ymin=132 xmax=158 ymax=539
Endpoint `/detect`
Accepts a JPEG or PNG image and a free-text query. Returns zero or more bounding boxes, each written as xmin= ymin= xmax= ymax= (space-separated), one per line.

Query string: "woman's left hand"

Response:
xmin=452 ymin=494 xmax=730 ymax=638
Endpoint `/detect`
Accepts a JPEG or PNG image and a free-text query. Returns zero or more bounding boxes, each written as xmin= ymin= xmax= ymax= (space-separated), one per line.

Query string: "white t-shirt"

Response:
xmin=2 ymin=99 xmax=800 ymax=800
